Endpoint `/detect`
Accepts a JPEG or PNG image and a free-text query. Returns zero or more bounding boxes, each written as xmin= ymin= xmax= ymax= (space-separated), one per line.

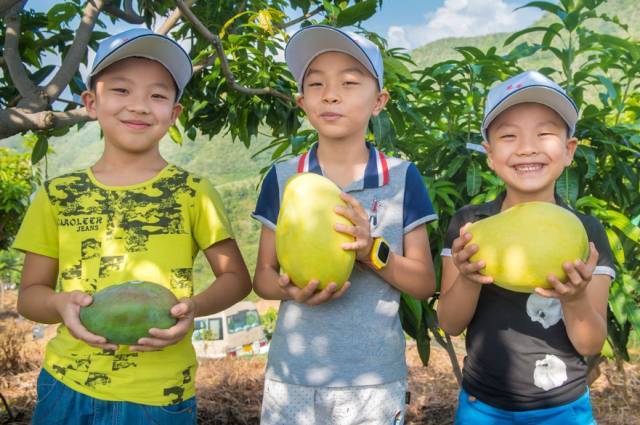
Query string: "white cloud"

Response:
xmin=387 ymin=0 xmax=543 ymax=50
xmin=387 ymin=26 xmax=411 ymax=50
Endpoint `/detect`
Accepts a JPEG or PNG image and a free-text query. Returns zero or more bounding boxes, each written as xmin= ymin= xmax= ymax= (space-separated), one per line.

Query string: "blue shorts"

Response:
xmin=31 ymin=368 xmax=197 ymax=425
xmin=454 ymin=388 xmax=596 ymax=425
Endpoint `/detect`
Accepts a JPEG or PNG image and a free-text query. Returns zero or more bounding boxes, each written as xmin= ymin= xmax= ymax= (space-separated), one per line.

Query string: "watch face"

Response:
xmin=378 ymin=240 xmax=390 ymax=263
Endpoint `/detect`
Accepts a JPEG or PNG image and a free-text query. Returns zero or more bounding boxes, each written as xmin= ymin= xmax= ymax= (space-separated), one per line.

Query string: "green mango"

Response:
xmin=468 ymin=201 xmax=589 ymax=293
xmin=80 ymin=280 xmax=178 ymax=345
xmin=276 ymin=173 xmax=355 ymax=290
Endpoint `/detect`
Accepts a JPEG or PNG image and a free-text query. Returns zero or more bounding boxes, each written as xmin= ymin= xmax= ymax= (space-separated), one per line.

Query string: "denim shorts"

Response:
xmin=31 ymin=368 xmax=197 ymax=425
xmin=454 ymin=388 xmax=596 ymax=425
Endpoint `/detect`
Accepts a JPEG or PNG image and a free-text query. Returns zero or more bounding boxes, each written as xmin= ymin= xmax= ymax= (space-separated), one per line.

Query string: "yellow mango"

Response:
xmin=468 ymin=201 xmax=589 ymax=293
xmin=276 ymin=173 xmax=356 ymax=289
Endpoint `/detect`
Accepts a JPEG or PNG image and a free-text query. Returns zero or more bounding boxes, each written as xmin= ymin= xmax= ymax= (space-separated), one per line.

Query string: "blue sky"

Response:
xmin=30 ymin=0 xmax=543 ymax=51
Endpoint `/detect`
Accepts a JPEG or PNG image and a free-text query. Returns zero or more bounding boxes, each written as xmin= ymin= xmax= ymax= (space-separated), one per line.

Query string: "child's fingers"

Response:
xmin=574 ymin=259 xmax=593 ymax=283
xmin=304 ymin=282 xmax=339 ymax=306
xmin=339 ymin=192 xmax=366 ymax=216
xmin=454 ymin=243 xmax=479 ymax=264
xmin=69 ymin=291 xmax=92 ymax=307
xmin=334 ymin=205 xmax=362 ymax=225
xmin=341 ymin=240 xmax=368 ymax=251
xmin=534 ymin=287 xmax=560 ymax=298
xmin=562 ymin=262 xmax=583 ymax=286
xmin=291 ymin=280 xmax=320 ymax=302
xmin=546 ymin=274 xmax=571 ymax=295
xmin=334 ymin=222 xmax=357 ymax=237
xmin=585 ymin=242 xmax=599 ymax=269
xmin=278 ymin=274 xmax=291 ymax=287
xmin=330 ymin=281 xmax=350 ymax=299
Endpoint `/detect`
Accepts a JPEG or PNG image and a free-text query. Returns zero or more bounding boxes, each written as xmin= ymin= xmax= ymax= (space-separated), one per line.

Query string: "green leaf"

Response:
xmin=31 ymin=136 xmax=48 ymax=165
xmin=371 ymin=111 xmax=392 ymax=146
xmin=515 ymin=1 xmax=566 ymax=20
xmin=503 ymin=26 xmax=550 ymax=46
xmin=466 ymin=161 xmax=481 ymax=196
xmin=555 ymin=168 xmax=578 ymax=204
xmin=336 ymin=0 xmax=377 ymax=27
xmin=29 ymin=65 xmax=56 ymax=85
xmin=168 ymin=125 xmax=183 ymax=145
xmin=602 ymin=210 xmax=640 ymax=244
xmin=605 ymin=228 xmax=625 ymax=265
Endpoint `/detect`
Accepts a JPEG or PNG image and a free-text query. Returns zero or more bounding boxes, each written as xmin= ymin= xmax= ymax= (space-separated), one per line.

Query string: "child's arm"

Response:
xmin=131 ymin=238 xmax=251 ymax=351
xmin=17 ymin=252 xmax=117 ymax=350
xmin=335 ymin=192 xmax=436 ymax=300
xmin=536 ymin=243 xmax=610 ymax=356
xmin=253 ymin=225 xmax=351 ymax=306
xmin=436 ymin=228 xmax=494 ymax=336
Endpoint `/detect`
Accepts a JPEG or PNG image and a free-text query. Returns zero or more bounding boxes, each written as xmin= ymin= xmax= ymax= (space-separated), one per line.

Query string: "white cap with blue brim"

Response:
xmin=285 ymin=25 xmax=384 ymax=91
xmin=86 ymin=28 xmax=193 ymax=100
xmin=482 ymin=70 xmax=579 ymax=141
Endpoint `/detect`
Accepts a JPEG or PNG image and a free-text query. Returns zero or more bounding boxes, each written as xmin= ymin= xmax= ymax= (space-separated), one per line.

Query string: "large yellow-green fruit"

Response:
xmin=468 ymin=201 xmax=589 ymax=293
xmin=276 ymin=173 xmax=356 ymax=290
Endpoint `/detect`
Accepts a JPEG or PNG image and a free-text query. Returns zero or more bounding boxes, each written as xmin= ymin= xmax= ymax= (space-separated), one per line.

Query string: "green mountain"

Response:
xmin=410 ymin=0 xmax=639 ymax=68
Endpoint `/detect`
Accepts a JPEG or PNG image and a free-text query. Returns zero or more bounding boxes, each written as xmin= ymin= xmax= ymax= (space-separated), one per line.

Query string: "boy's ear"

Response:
xmin=171 ymin=103 xmax=183 ymax=122
xmin=371 ymin=89 xmax=390 ymax=117
xmin=564 ymin=136 xmax=578 ymax=166
xmin=295 ymin=93 xmax=305 ymax=109
xmin=482 ymin=141 xmax=495 ymax=170
xmin=81 ymin=90 xmax=98 ymax=119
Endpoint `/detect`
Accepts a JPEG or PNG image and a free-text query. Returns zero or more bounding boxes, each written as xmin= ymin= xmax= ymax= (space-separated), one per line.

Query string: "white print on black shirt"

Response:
xmin=526 ymin=294 xmax=563 ymax=329
xmin=533 ymin=354 xmax=568 ymax=391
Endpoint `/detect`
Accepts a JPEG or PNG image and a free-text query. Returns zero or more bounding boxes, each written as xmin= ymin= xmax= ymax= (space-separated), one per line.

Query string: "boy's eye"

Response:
xmin=307 ymin=82 xmax=322 ymax=87
xmin=500 ymin=134 xmax=516 ymax=140
xmin=112 ymin=88 xmax=128 ymax=94
xmin=344 ymin=81 xmax=359 ymax=86
xmin=152 ymin=93 xmax=169 ymax=100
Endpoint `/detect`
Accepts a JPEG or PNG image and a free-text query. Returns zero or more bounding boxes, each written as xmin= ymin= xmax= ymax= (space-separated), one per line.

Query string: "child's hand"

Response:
xmin=451 ymin=225 xmax=493 ymax=285
xmin=130 ymin=298 xmax=196 ymax=352
xmin=334 ymin=192 xmax=373 ymax=262
xmin=536 ymin=243 xmax=599 ymax=303
xmin=54 ymin=291 xmax=118 ymax=351
xmin=278 ymin=274 xmax=350 ymax=306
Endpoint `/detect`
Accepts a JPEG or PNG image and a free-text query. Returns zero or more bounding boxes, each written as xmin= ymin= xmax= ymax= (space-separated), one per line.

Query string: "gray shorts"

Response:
xmin=260 ymin=378 xmax=407 ymax=425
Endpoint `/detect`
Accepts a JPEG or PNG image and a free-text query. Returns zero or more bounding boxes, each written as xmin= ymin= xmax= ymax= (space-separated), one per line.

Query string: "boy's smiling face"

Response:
xmin=482 ymin=102 xmax=578 ymax=199
xmin=82 ymin=57 xmax=182 ymax=155
xmin=296 ymin=51 xmax=388 ymax=143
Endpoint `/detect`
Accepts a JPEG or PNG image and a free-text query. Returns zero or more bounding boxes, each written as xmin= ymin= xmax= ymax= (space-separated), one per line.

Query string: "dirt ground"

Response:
xmin=1 ymin=290 xmax=639 ymax=425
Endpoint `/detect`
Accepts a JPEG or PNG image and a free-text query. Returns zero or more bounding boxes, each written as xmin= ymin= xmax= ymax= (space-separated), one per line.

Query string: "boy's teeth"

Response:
xmin=515 ymin=164 xmax=542 ymax=171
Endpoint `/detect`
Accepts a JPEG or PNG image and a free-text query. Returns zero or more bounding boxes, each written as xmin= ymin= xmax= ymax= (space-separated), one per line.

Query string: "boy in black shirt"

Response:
xmin=437 ymin=70 xmax=615 ymax=424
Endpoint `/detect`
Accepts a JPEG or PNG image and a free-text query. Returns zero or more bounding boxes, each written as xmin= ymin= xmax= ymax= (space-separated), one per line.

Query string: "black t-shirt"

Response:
xmin=442 ymin=192 xmax=615 ymax=411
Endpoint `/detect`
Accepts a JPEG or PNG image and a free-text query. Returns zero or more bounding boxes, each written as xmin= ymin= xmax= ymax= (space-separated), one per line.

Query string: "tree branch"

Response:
xmin=278 ymin=5 xmax=324 ymax=29
xmin=156 ymin=0 xmax=194 ymax=35
xmin=0 ymin=107 xmax=92 ymax=139
xmin=4 ymin=1 xmax=38 ymax=103
xmin=0 ymin=0 xmax=22 ymax=16
xmin=45 ymin=0 xmax=105 ymax=103
xmin=175 ymin=0 xmax=292 ymax=103
xmin=103 ymin=0 xmax=143 ymax=24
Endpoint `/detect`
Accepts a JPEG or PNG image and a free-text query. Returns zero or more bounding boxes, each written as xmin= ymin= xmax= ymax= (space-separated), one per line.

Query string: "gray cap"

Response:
xmin=285 ymin=25 xmax=384 ymax=91
xmin=87 ymin=28 xmax=192 ymax=100
xmin=482 ymin=70 xmax=578 ymax=141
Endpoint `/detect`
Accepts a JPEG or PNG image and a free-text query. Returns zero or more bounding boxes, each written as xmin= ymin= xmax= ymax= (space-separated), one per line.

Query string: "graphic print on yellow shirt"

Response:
xmin=13 ymin=165 xmax=232 ymax=406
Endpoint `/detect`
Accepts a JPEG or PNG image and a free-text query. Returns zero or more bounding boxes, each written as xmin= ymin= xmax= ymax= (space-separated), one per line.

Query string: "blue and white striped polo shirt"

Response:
xmin=252 ymin=142 xmax=437 ymax=387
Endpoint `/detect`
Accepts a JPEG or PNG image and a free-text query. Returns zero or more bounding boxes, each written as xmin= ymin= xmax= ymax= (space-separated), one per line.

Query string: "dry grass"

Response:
xmin=1 ymin=289 xmax=638 ymax=424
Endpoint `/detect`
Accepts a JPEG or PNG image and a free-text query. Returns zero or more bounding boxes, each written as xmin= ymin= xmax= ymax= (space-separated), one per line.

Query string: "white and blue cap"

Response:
xmin=482 ymin=70 xmax=578 ymax=141
xmin=285 ymin=25 xmax=384 ymax=91
xmin=86 ymin=28 xmax=193 ymax=100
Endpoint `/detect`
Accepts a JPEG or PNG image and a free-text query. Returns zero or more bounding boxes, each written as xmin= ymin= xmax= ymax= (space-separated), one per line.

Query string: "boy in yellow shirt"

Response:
xmin=13 ymin=28 xmax=251 ymax=424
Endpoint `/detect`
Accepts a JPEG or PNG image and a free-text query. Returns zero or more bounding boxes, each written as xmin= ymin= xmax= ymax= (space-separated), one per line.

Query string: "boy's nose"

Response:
xmin=517 ymin=135 xmax=539 ymax=155
xmin=322 ymin=85 xmax=340 ymax=104
xmin=126 ymin=96 xmax=151 ymax=114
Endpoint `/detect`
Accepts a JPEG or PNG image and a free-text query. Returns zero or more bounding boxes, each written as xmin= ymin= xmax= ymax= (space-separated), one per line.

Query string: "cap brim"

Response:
xmin=87 ymin=34 xmax=192 ymax=99
xmin=482 ymin=85 xmax=578 ymax=140
xmin=285 ymin=26 xmax=381 ymax=90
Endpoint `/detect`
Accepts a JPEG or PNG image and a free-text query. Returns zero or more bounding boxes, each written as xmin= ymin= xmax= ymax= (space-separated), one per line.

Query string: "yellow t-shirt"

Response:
xmin=13 ymin=164 xmax=233 ymax=406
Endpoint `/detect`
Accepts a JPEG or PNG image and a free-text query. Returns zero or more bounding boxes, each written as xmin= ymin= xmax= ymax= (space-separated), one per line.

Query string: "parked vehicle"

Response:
xmin=192 ymin=301 xmax=269 ymax=359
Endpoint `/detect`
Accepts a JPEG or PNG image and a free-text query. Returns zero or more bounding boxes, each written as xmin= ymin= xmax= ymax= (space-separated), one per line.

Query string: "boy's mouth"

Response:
xmin=319 ymin=112 xmax=343 ymax=121
xmin=121 ymin=120 xmax=151 ymax=129
xmin=512 ymin=163 xmax=546 ymax=173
